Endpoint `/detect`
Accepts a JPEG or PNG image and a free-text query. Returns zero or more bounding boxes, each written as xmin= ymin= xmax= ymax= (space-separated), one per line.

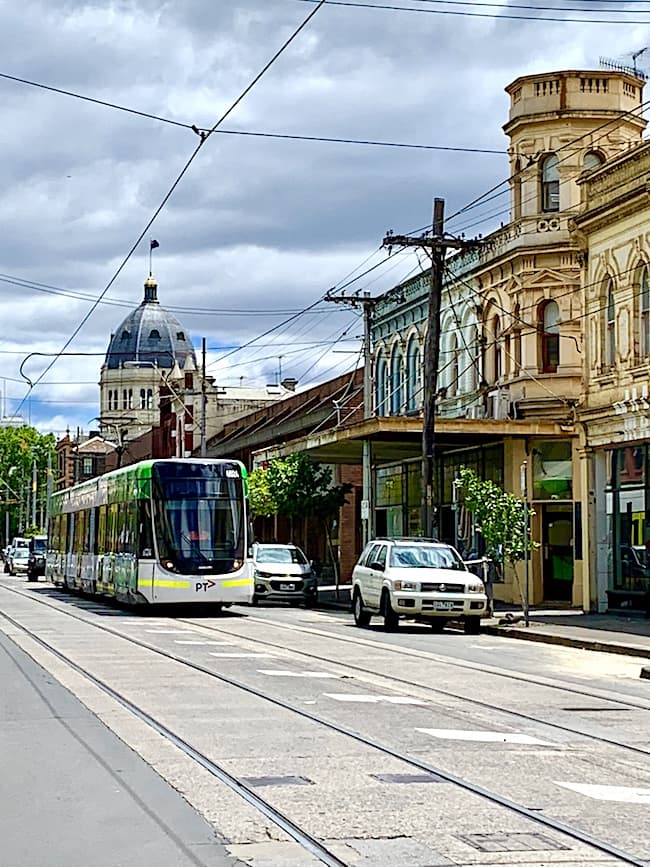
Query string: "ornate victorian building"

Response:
xmin=370 ymin=69 xmax=646 ymax=609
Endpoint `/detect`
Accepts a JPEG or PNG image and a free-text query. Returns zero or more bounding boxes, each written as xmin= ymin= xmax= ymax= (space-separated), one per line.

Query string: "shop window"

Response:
xmin=541 ymin=153 xmax=560 ymax=212
xmin=532 ymin=441 xmax=572 ymax=500
xmin=539 ymin=300 xmax=560 ymax=373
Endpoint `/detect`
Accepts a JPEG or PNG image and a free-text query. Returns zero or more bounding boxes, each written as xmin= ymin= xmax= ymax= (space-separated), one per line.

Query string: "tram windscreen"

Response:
xmin=152 ymin=462 xmax=245 ymax=575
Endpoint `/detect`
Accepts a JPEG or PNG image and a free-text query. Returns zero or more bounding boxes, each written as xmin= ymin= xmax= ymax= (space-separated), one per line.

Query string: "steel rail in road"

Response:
xmin=0 ymin=584 xmax=648 ymax=867
xmin=177 ymin=615 xmax=650 ymax=758
xmin=220 ymin=610 xmax=650 ymax=709
xmin=0 ymin=605 xmax=348 ymax=867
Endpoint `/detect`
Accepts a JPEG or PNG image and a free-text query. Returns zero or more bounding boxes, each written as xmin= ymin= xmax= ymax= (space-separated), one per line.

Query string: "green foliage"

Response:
xmin=249 ymin=454 xmax=351 ymax=521
xmin=454 ymin=466 xmax=536 ymax=566
xmin=248 ymin=468 xmax=276 ymax=518
xmin=0 ymin=425 xmax=56 ymax=537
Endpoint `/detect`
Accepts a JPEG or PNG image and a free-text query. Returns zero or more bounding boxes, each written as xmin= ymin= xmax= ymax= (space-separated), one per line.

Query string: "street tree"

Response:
xmin=250 ymin=454 xmax=352 ymax=583
xmin=0 ymin=425 xmax=56 ymax=540
xmin=454 ymin=466 xmax=537 ymax=617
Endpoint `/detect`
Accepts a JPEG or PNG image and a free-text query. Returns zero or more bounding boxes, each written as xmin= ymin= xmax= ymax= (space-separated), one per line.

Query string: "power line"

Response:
xmin=294 ymin=0 xmax=650 ymax=23
xmin=0 ymin=71 xmax=504 ymax=156
xmin=14 ymin=0 xmax=328 ymax=415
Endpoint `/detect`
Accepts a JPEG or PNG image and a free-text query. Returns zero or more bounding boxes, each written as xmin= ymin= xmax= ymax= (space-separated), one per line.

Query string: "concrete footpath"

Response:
xmin=317 ymin=584 xmax=650 ymax=665
xmin=0 ymin=630 xmax=237 ymax=867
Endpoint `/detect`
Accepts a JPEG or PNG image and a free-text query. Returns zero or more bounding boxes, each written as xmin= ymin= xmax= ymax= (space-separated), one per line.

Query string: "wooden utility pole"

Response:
xmin=383 ymin=197 xmax=478 ymax=538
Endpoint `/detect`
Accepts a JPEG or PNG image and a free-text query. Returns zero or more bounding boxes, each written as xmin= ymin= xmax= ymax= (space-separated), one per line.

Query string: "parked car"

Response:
xmin=27 ymin=535 xmax=47 ymax=582
xmin=251 ymin=543 xmax=318 ymax=607
xmin=9 ymin=547 xmax=30 ymax=576
xmin=351 ymin=538 xmax=488 ymax=634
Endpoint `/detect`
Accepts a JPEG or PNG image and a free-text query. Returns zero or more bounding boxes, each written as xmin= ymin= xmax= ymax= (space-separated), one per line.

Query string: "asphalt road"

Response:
xmin=0 ymin=627 xmax=237 ymax=867
xmin=2 ymin=578 xmax=650 ymax=867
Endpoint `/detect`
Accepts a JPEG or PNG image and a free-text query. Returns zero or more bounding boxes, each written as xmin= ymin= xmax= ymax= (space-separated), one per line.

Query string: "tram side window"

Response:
xmin=66 ymin=513 xmax=74 ymax=555
xmin=138 ymin=500 xmax=154 ymax=558
xmin=85 ymin=509 xmax=93 ymax=554
xmin=97 ymin=505 xmax=107 ymax=555
xmin=73 ymin=511 xmax=86 ymax=556
xmin=116 ymin=500 xmax=137 ymax=556
xmin=108 ymin=503 xmax=119 ymax=554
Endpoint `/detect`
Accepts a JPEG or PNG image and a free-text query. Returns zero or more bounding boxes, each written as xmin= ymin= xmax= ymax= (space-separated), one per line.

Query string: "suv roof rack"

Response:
xmin=372 ymin=536 xmax=441 ymax=544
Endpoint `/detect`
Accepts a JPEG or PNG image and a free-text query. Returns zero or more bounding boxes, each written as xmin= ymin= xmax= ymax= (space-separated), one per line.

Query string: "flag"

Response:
xmin=150 ymin=239 xmax=160 ymax=250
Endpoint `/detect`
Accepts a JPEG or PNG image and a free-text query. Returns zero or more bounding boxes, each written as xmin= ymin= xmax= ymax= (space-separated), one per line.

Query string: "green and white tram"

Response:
xmin=47 ymin=459 xmax=253 ymax=606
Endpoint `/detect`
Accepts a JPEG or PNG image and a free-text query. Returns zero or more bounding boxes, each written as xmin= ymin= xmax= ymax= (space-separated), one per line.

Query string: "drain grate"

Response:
xmin=457 ymin=832 xmax=570 ymax=852
xmin=372 ymin=772 xmax=446 ymax=784
xmin=241 ymin=775 xmax=313 ymax=788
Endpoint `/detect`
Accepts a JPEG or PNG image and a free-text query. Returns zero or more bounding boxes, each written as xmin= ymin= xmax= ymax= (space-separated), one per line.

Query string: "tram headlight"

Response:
xmin=163 ymin=559 xmax=176 ymax=571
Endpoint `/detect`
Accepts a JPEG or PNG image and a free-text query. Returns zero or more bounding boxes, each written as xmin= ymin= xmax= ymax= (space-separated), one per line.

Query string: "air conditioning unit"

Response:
xmin=488 ymin=390 xmax=510 ymax=420
xmin=465 ymin=405 xmax=485 ymax=420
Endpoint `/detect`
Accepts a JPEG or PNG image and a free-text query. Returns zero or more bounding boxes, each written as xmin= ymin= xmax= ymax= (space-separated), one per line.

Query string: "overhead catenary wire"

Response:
xmin=293 ymin=0 xmax=650 ymax=24
xmin=13 ymin=0 xmax=328 ymax=415
xmin=0 ymin=71 xmax=504 ymax=156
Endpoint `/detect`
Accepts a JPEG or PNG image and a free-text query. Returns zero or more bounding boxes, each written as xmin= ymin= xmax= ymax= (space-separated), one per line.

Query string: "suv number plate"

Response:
xmin=433 ymin=601 xmax=454 ymax=610
xmin=280 ymin=583 xmax=295 ymax=591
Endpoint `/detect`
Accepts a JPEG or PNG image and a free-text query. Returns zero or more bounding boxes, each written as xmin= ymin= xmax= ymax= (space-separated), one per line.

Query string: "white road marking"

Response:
xmin=555 ymin=783 xmax=650 ymax=803
xmin=325 ymin=693 xmax=425 ymax=705
xmin=257 ymin=669 xmax=340 ymax=678
xmin=145 ymin=629 xmax=196 ymax=634
xmin=209 ymin=652 xmax=275 ymax=659
xmin=416 ymin=728 xmax=555 ymax=746
xmin=174 ymin=640 xmax=231 ymax=646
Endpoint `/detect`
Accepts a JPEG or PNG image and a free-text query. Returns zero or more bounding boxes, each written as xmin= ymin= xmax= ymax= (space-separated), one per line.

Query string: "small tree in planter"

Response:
xmin=455 ymin=467 xmax=537 ymax=622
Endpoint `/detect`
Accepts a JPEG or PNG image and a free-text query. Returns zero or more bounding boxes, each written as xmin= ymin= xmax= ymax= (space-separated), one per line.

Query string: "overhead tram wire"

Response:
xmin=293 ymin=0 xmax=650 ymax=23
xmin=0 ymin=71 xmax=504 ymax=156
xmin=13 ymin=0 xmax=328 ymax=412
xmin=385 ymin=0 xmax=650 ymax=12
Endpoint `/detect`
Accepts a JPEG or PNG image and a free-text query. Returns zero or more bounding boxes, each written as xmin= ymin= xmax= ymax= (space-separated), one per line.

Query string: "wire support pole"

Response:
xmin=383 ymin=197 xmax=480 ymax=538
xmin=325 ymin=290 xmax=378 ymax=544
xmin=201 ymin=337 xmax=208 ymax=458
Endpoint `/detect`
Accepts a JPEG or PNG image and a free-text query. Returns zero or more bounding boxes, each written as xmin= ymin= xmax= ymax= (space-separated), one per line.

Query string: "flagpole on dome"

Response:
xmin=149 ymin=238 xmax=160 ymax=276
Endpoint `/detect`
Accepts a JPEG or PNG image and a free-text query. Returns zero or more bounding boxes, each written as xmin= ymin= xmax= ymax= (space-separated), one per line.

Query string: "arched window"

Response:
xmin=149 ymin=329 xmax=161 ymax=340
xmin=406 ymin=336 xmax=420 ymax=412
xmin=513 ymin=158 xmax=522 ymax=220
xmin=390 ymin=345 xmax=404 ymax=415
xmin=140 ymin=388 xmax=146 ymax=409
xmin=375 ymin=353 xmax=387 ymax=416
xmin=128 ymin=388 xmax=133 ymax=409
xmin=122 ymin=389 xmax=128 ymax=410
xmin=467 ymin=325 xmax=479 ymax=391
xmin=640 ymin=267 xmax=650 ymax=358
xmin=449 ymin=334 xmax=459 ymax=396
xmin=107 ymin=390 xmax=112 ymax=411
xmin=583 ymin=151 xmax=604 ymax=172
xmin=147 ymin=388 xmax=153 ymax=410
xmin=541 ymin=153 xmax=560 ymax=212
xmin=120 ymin=330 xmax=130 ymax=341
xmin=493 ymin=315 xmax=502 ymax=382
xmin=540 ymin=300 xmax=560 ymax=373
xmin=605 ymin=280 xmax=616 ymax=368
xmin=513 ymin=305 xmax=522 ymax=374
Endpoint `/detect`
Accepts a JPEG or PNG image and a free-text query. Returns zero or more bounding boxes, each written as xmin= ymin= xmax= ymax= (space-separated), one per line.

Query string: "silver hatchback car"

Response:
xmin=251 ymin=543 xmax=318 ymax=607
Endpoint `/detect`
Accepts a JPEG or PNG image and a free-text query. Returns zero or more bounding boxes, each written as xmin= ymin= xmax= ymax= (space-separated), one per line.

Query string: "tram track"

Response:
xmin=174 ymin=613 xmax=650 ymax=759
xmin=1 ymin=581 xmax=650 ymax=866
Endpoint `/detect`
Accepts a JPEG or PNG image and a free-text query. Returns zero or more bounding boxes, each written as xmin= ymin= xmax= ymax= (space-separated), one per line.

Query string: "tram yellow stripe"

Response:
xmin=152 ymin=579 xmax=191 ymax=589
xmin=222 ymin=578 xmax=254 ymax=588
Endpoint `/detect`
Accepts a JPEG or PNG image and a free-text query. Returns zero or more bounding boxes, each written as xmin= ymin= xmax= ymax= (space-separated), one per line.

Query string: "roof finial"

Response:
xmin=143 ymin=274 xmax=158 ymax=303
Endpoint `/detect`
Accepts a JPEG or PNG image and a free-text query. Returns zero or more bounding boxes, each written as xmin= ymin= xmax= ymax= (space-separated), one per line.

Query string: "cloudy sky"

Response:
xmin=1 ymin=0 xmax=649 ymax=436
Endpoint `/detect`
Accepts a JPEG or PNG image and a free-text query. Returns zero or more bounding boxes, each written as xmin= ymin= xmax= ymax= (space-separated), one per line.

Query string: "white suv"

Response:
xmin=351 ymin=539 xmax=487 ymax=634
